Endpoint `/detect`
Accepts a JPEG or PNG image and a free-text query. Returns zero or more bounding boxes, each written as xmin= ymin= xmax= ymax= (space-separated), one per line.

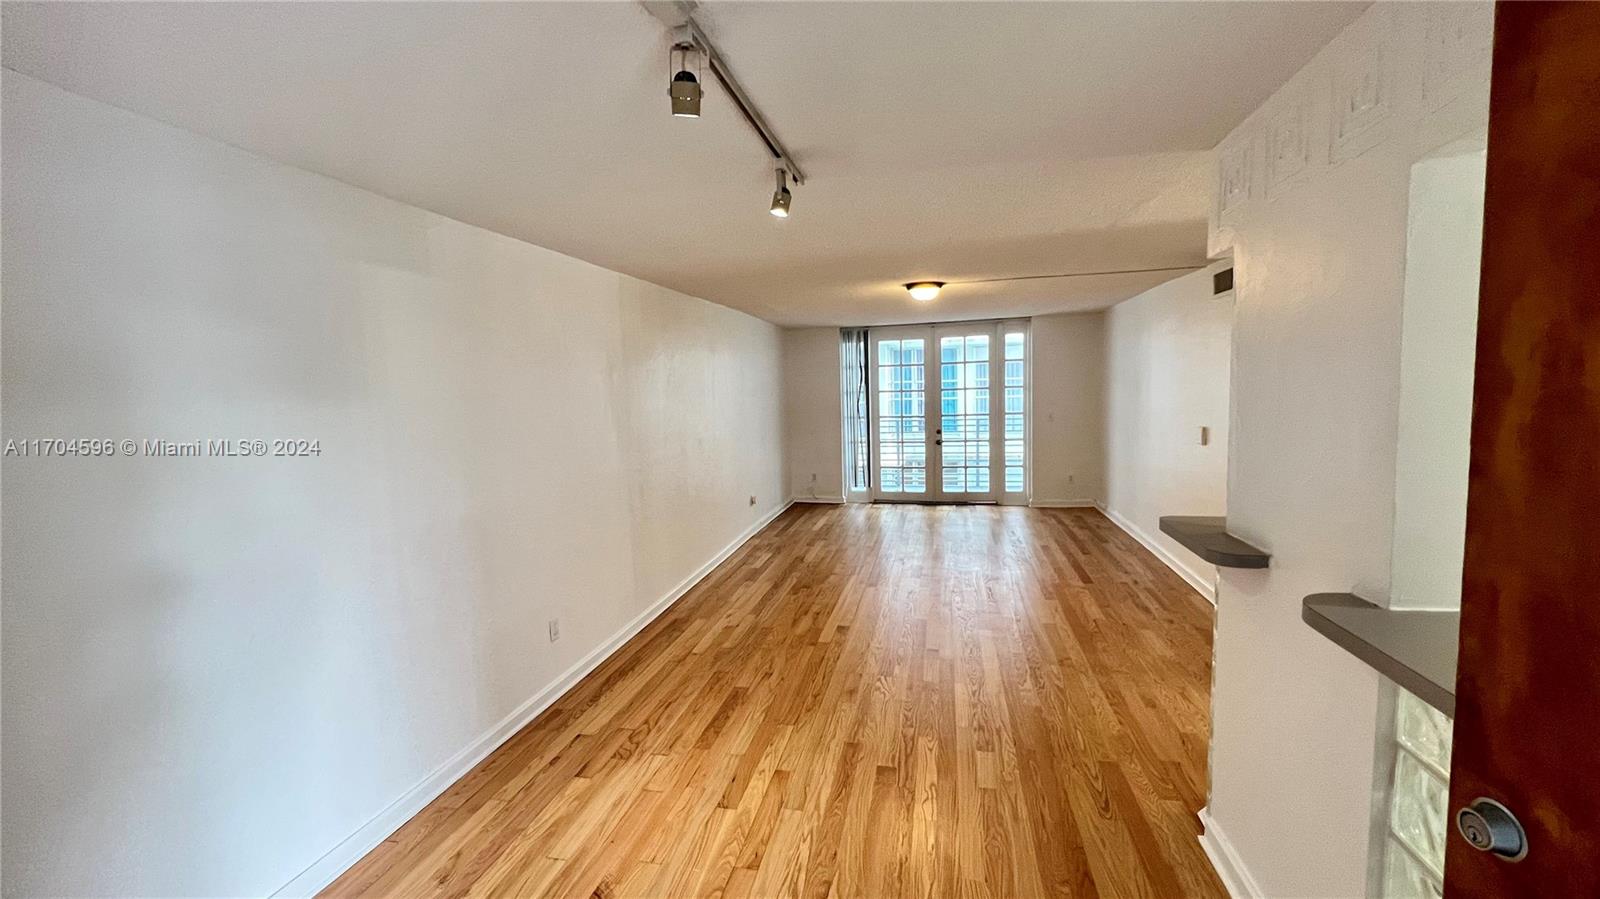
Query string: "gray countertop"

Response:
xmin=1157 ymin=515 xmax=1270 ymax=568
xmin=1301 ymin=593 xmax=1459 ymax=717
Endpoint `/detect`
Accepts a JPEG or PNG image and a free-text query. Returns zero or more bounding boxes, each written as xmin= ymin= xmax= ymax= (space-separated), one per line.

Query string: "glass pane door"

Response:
xmin=869 ymin=329 xmax=929 ymax=498
xmin=934 ymin=325 xmax=995 ymax=502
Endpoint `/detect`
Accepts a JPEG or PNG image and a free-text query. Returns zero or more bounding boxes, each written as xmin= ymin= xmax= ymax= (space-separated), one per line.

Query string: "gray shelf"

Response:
xmin=1157 ymin=516 xmax=1270 ymax=568
xmin=1302 ymin=593 xmax=1459 ymax=718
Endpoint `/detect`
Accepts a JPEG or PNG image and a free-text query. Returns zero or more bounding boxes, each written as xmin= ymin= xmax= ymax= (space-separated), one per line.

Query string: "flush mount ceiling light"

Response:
xmin=668 ymin=39 xmax=702 ymax=117
xmin=770 ymin=168 xmax=793 ymax=218
xmin=905 ymin=282 xmax=944 ymax=301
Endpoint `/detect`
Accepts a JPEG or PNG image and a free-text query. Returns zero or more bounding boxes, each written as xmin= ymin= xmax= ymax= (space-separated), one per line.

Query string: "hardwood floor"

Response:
xmin=323 ymin=504 xmax=1224 ymax=898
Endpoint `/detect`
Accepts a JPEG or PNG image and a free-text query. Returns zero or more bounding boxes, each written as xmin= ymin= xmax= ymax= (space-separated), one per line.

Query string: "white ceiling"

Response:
xmin=1 ymin=1 xmax=1364 ymax=326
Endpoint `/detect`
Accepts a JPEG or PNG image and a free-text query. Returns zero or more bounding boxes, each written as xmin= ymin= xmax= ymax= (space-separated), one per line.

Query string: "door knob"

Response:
xmin=1456 ymin=798 xmax=1527 ymax=861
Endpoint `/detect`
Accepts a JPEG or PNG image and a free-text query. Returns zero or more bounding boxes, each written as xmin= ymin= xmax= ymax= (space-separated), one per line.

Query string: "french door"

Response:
xmin=868 ymin=320 xmax=1028 ymax=503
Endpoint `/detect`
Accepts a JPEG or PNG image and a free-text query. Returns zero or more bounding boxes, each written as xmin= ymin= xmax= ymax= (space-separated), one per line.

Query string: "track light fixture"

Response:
xmin=770 ymin=168 xmax=793 ymax=218
xmin=905 ymin=282 xmax=944 ymax=301
xmin=669 ymin=39 xmax=702 ymax=118
xmin=646 ymin=8 xmax=809 ymax=220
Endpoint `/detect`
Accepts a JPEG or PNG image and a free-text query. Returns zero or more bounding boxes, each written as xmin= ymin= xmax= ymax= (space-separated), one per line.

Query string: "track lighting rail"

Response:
xmin=680 ymin=17 xmax=806 ymax=186
xmin=645 ymin=1 xmax=806 ymax=186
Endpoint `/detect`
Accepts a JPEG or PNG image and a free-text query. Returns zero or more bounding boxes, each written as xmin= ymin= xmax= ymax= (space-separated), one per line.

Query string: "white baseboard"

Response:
xmin=1029 ymin=498 xmax=1098 ymax=508
xmin=1198 ymin=807 xmax=1265 ymax=899
xmin=1096 ymin=503 xmax=1217 ymax=604
xmin=792 ymin=495 xmax=846 ymax=504
xmin=272 ymin=499 xmax=796 ymax=897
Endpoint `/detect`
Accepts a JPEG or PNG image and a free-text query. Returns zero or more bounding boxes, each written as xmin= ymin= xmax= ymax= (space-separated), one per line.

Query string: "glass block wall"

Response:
xmin=1382 ymin=688 xmax=1452 ymax=898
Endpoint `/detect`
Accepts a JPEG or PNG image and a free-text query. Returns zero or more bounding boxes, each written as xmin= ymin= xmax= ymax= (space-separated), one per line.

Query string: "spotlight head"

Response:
xmin=670 ymin=69 xmax=701 ymax=118
xmin=770 ymin=187 xmax=792 ymax=217
xmin=770 ymin=168 xmax=792 ymax=218
xmin=905 ymin=281 xmax=944 ymax=302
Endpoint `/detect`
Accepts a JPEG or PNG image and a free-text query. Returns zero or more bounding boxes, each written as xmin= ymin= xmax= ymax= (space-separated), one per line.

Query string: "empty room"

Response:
xmin=2 ymin=1 xmax=1597 ymax=897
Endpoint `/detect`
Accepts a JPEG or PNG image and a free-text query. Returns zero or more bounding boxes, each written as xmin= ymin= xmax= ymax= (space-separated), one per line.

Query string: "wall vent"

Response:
xmin=1213 ymin=267 xmax=1235 ymax=295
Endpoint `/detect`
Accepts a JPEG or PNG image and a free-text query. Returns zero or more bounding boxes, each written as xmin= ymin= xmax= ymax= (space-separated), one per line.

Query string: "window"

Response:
xmin=841 ymin=329 xmax=869 ymax=493
xmin=1003 ymin=330 xmax=1026 ymax=493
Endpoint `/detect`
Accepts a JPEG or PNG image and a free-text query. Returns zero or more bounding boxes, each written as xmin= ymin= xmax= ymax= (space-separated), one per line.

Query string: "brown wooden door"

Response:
xmin=1446 ymin=3 xmax=1600 ymax=895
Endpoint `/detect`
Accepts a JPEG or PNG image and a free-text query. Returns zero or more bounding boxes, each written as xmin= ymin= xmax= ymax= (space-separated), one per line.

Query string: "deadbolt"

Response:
xmin=1456 ymin=798 xmax=1527 ymax=861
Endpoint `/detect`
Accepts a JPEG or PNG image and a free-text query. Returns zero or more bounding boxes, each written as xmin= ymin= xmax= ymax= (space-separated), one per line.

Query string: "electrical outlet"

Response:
xmin=1200 ymin=426 xmax=1211 ymax=446
xmin=548 ymin=619 xmax=560 ymax=642
xmin=1068 ymin=474 xmax=1075 ymax=484
xmin=749 ymin=495 xmax=757 ymax=506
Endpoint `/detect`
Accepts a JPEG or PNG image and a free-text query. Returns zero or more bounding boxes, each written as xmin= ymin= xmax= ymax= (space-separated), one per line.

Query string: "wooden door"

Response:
xmin=1445 ymin=3 xmax=1600 ymax=895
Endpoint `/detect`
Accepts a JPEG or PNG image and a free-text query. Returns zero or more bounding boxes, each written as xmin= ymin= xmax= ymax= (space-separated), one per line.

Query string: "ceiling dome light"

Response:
xmin=905 ymin=281 xmax=944 ymax=301
xmin=669 ymin=41 xmax=701 ymax=117
xmin=770 ymin=168 xmax=792 ymax=218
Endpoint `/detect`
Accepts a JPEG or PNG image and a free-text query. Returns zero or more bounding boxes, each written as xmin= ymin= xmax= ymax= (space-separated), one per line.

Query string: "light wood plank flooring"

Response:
xmin=324 ymin=504 xmax=1224 ymax=898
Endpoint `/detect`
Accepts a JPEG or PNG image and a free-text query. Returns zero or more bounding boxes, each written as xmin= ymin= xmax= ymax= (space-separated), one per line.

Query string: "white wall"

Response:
xmin=1030 ymin=312 xmax=1106 ymax=506
xmin=0 ymin=72 xmax=786 ymax=898
xmin=1102 ymin=268 xmax=1231 ymax=598
xmin=1202 ymin=4 xmax=1492 ymax=896
xmin=782 ymin=327 xmax=844 ymax=502
xmin=1390 ymin=147 xmax=1485 ymax=611
xmin=784 ymin=317 xmax=1106 ymax=507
